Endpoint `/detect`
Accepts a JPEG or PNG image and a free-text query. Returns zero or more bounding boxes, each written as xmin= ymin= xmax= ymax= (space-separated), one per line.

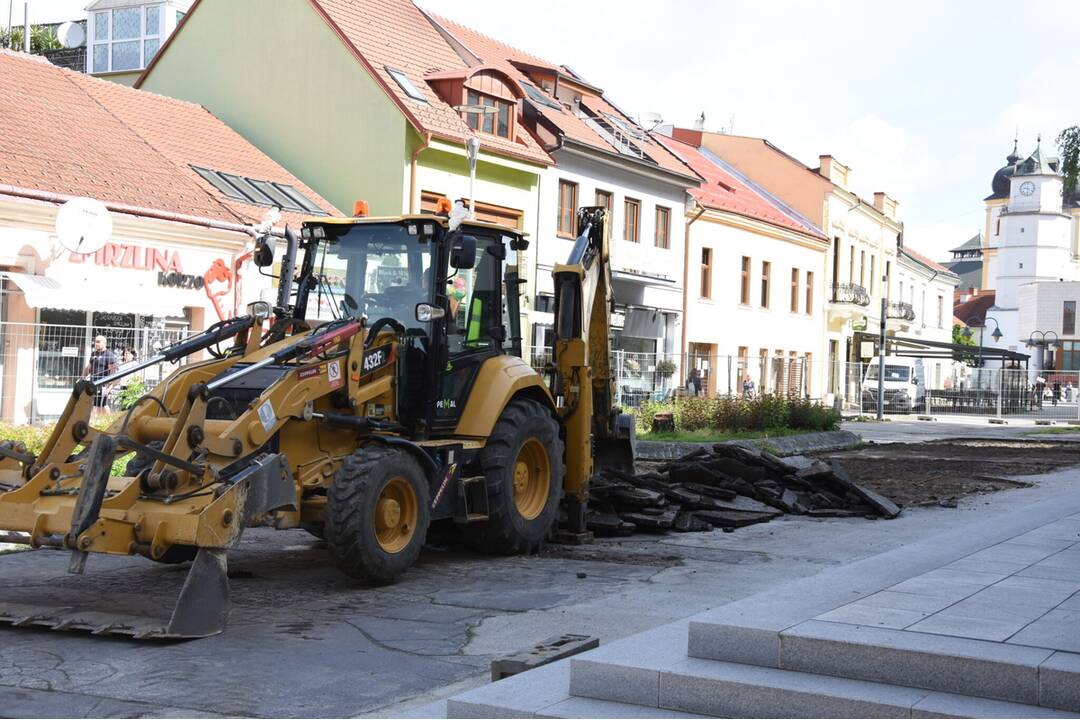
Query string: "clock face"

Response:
xmin=1019 ymin=180 xmax=1036 ymax=197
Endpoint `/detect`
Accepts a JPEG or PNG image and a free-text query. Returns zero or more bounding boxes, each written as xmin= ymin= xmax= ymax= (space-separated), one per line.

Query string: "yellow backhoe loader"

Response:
xmin=0 ymin=206 xmax=632 ymax=638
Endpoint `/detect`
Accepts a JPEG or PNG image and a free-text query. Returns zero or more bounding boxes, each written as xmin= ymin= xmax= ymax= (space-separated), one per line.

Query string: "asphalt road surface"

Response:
xmin=2 ymin=460 xmax=1080 ymax=718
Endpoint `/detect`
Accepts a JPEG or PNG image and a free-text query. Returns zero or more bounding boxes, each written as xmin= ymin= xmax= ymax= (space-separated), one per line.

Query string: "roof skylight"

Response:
xmin=385 ymin=66 xmax=428 ymax=103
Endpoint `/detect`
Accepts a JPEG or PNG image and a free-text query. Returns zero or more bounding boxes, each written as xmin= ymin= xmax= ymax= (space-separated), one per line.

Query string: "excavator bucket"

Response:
xmin=593 ymin=411 xmax=637 ymax=475
xmin=0 ymin=548 xmax=229 ymax=640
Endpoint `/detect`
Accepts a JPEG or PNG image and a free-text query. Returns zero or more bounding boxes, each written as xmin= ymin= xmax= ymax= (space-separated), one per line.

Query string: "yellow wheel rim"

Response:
xmin=512 ymin=439 xmax=550 ymax=521
xmin=375 ymin=476 xmax=418 ymax=554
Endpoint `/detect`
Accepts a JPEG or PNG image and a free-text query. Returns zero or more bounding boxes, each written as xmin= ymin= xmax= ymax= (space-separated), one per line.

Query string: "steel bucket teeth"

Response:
xmin=0 ymin=548 xmax=230 ymax=640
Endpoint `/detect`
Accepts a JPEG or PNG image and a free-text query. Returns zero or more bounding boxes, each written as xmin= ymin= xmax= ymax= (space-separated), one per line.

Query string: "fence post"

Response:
xmin=727 ymin=354 xmax=732 ymax=396
xmin=996 ymin=367 xmax=1003 ymax=419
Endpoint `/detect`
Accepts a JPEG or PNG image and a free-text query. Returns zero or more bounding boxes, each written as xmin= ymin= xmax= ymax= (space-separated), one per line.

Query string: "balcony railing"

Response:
xmin=886 ymin=301 xmax=916 ymax=321
xmin=830 ymin=282 xmax=870 ymax=307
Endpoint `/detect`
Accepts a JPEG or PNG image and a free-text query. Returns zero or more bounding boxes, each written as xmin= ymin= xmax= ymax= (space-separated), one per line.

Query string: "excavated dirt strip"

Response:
xmin=812 ymin=439 xmax=1080 ymax=507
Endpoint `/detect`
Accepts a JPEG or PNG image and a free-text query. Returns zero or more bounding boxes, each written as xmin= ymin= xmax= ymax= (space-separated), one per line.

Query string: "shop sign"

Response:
xmin=69 ymin=242 xmax=183 ymax=273
xmin=157 ymin=271 xmax=205 ymax=290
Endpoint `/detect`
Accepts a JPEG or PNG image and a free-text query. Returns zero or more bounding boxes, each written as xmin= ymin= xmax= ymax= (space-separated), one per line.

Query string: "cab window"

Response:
xmin=447 ymin=234 xmax=501 ymax=355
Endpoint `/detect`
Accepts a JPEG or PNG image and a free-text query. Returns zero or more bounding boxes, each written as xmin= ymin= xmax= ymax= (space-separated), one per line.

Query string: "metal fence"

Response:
xmin=529 ymin=350 xmax=815 ymax=409
xmin=0 ymin=321 xmax=191 ymax=424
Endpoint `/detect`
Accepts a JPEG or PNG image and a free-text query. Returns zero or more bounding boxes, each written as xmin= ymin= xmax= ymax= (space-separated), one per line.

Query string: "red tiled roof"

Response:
xmin=953 ymin=291 xmax=995 ymax=326
xmin=433 ymin=15 xmax=695 ymax=180
xmin=655 ymin=134 xmax=825 ymax=240
xmin=902 ymin=246 xmax=952 ymax=274
xmin=308 ymin=0 xmax=551 ymax=166
xmin=0 ymin=50 xmax=336 ymax=229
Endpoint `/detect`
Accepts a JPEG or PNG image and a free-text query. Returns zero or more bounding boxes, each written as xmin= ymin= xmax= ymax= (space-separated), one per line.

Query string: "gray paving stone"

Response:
xmin=0 ymin=685 xmax=230 ymax=719
xmin=966 ymin=586 xmax=1076 ymax=612
xmin=815 ymin=602 xmax=930 ymax=629
xmin=942 ymin=598 xmax=1049 ymax=623
xmin=446 ymin=661 xmax=570 ymax=719
xmin=908 ymin=610 xmax=1031 ymax=642
xmin=919 ymin=567 xmax=1016 ymax=584
xmin=995 ymin=575 xmax=1080 ymax=594
xmin=539 ymin=696 xmax=710 ymax=719
xmin=965 ymin=543 xmax=1067 ymax=565
xmin=853 ymin=590 xmax=962 ymax=614
xmin=568 ymin=623 xmax=688 ymax=706
xmin=686 ymin=616 xmax=782 ymax=666
xmin=659 ymin=657 xmax=928 ymax=718
xmin=1019 ymin=564 xmax=1080 ymax=583
xmin=911 ymin=692 xmax=1080 ymax=718
xmin=1059 ymin=593 xmax=1080 ymax=611
xmin=944 ymin=557 xmax=1033 ymax=576
xmin=780 ymin=619 xmax=1053 ymax=705
xmin=887 ymin=576 xmax=990 ymax=601
xmin=1040 ymin=651 xmax=1080 ymax=713
xmin=1008 ymin=609 xmax=1080 ymax=652
xmin=1003 ymin=536 xmax=1079 ymax=553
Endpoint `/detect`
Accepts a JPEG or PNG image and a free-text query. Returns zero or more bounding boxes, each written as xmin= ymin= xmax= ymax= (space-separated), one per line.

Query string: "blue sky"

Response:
xmin=16 ymin=0 xmax=1080 ymax=261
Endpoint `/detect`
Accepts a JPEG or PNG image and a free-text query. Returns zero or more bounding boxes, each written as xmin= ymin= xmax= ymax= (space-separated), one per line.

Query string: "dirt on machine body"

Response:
xmin=0 ymin=205 xmax=631 ymax=638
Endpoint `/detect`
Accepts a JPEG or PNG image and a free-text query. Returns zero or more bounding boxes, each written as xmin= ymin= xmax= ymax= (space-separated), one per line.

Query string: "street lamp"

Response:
xmin=1026 ymin=330 xmax=1059 ymax=372
xmin=962 ymin=316 xmax=1002 ymax=368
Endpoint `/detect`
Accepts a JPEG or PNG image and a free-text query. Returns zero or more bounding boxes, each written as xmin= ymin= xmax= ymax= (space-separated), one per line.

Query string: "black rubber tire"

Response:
xmin=324 ymin=446 xmax=430 ymax=584
xmin=123 ymin=440 xmax=196 ymax=564
xmin=464 ymin=399 xmax=564 ymax=555
xmin=300 ymin=521 xmax=325 ymax=540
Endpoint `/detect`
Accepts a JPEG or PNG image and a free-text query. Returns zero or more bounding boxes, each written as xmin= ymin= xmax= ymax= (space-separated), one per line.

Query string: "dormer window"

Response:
xmin=90 ymin=4 xmax=163 ymax=73
xmin=465 ymin=90 xmax=512 ymax=139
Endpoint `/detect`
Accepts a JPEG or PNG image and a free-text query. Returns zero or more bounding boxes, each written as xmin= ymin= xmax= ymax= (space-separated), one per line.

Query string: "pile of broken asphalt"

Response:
xmin=588 ymin=444 xmax=901 ymax=536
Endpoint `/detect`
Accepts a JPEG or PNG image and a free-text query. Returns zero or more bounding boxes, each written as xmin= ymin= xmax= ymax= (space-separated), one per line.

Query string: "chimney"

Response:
xmin=818 ymin=155 xmax=851 ymax=189
xmin=873 ymin=192 xmax=899 ymax=220
xmin=693 ymin=112 xmax=705 ymax=131
xmin=671 ymin=128 xmax=703 ymax=147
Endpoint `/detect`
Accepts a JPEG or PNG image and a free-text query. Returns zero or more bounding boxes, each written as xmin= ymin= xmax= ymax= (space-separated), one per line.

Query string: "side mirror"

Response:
xmin=253 ymin=235 xmax=275 ymax=267
xmin=450 ymin=235 xmax=477 ymax=269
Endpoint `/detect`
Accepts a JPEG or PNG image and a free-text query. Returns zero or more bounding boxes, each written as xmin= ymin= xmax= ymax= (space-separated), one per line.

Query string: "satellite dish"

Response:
xmin=55 ymin=197 xmax=112 ymax=255
xmin=639 ymin=112 xmax=664 ymax=131
xmin=57 ymin=21 xmax=86 ymax=49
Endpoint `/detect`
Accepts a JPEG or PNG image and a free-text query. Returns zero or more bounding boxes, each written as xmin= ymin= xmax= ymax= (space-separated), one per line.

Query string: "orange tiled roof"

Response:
xmin=656 ymin=134 xmax=825 ymax=240
xmin=0 ymin=50 xmax=336 ymax=229
xmin=432 ymin=14 xmax=696 ymax=181
xmin=309 ymin=0 xmax=551 ymax=166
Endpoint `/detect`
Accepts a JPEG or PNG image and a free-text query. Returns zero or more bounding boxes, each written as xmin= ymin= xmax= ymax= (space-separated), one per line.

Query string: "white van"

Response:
xmin=861 ymin=356 xmax=925 ymax=413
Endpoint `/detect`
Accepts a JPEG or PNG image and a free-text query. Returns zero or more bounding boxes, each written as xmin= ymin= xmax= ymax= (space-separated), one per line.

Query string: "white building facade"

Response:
xmin=984 ymin=140 xmax=1080 ymax=369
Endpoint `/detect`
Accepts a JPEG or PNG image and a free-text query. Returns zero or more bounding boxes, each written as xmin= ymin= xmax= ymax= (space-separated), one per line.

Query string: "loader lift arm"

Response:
xmin=550 ymin=207 xmax=635 ymax=535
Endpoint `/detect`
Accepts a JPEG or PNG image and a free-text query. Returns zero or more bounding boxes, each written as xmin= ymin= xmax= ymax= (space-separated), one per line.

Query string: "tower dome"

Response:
xmin=988 ymin=138 xmax=1020 ymax=199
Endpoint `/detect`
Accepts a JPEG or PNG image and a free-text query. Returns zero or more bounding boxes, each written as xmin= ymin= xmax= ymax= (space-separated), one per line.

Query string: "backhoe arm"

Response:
xmin=551 ymin=207 xmax=635 ymax=534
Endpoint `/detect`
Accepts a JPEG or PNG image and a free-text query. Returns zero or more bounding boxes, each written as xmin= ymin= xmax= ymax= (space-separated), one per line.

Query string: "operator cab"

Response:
xmin=269 ymin=212 xmax=527 ymax=437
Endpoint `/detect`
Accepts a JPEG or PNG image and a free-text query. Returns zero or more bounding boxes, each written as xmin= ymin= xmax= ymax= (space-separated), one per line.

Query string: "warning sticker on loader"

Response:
xmin=327 ymin=360 xmax=343 ymax=389
xmin=257 ymin=400 xmax=277 ymax=433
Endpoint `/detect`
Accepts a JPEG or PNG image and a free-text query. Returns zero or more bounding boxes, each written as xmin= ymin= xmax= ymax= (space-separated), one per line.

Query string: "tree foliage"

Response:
xmin=953 ymin=323 xmax=978 ymax=367
xmin=1058 ymin=126 xmax=1080 ymax=199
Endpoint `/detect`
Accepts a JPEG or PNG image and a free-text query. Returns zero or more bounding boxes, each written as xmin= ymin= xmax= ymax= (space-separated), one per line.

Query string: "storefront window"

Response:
xmin=37 ymin=309 xmax=89 ymax=389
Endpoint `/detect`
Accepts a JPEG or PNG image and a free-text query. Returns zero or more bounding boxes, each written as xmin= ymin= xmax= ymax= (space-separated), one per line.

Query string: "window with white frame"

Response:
xmin=91 ymin=5 xmax=163 ymax=74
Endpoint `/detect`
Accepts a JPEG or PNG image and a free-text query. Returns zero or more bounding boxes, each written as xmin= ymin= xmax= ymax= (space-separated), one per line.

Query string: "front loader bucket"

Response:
xmin=0 ymin=547 xmax=230 ymax=640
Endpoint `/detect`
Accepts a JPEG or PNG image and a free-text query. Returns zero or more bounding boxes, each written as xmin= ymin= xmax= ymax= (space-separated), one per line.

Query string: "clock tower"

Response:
xmin=985 ymin=138 xmax=1073 ymax=353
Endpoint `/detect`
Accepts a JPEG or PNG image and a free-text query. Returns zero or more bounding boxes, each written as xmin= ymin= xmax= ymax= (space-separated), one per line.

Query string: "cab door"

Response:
xmin=430 ymin=231 xmax=506 ymax=433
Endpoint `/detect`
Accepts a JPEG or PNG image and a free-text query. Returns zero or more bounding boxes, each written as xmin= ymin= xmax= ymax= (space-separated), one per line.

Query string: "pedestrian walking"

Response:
xmin=1053 ymin=381 xmax=1061 ymax=407
xmin=1067 ymin=382 xmax=1074 ymax=403
xmin=742 ymin=373 xmax=756 ymax=399
xmin=83 ymin=335 xmax=118 ymax=419
xmin=685 ymin=368 xmax=700 ymax=397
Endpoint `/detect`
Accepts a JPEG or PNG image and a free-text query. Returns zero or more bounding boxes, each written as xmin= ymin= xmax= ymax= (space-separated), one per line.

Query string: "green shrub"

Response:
xmin=115 ymin=379 xmax=147 ymax=410
xmin=673 ymin=395 xmax=716 ymax=432
xmin=787 ymin=397 xmax=841 ymax=431
xmin=631 ymin=398 xmax=671 ymax=434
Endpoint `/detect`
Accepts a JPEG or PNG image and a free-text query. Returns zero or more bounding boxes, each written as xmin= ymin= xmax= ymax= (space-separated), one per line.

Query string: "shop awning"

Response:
xmin=1 ymin=272 xmax=186 ymax=317
xmin=622 ymin=307 xmax=665 ymax=338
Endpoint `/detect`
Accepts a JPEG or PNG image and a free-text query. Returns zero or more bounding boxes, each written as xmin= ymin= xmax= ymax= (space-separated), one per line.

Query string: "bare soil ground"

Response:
xmin=815 ymin=439 xmax=1080 ymax=508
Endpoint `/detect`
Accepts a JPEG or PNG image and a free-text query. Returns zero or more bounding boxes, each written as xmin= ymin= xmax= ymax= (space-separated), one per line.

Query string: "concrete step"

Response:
xmin=572 ymin=645 xmax=1080 ymax=718
xmin=686 ymin=614 xmax=1080 ymax=712
xmin=780 ymin=620 xmax=1080 ymax=711
xmin=445 ymin=658 xmax=707 ymax=719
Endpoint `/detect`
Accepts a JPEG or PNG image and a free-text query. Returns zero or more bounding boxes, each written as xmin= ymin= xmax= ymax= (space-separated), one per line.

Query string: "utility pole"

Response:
xmin=22 ymin=2 xmax=29 ymax=53
xmin=877 ymin=297 xmax=886 ymax=420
